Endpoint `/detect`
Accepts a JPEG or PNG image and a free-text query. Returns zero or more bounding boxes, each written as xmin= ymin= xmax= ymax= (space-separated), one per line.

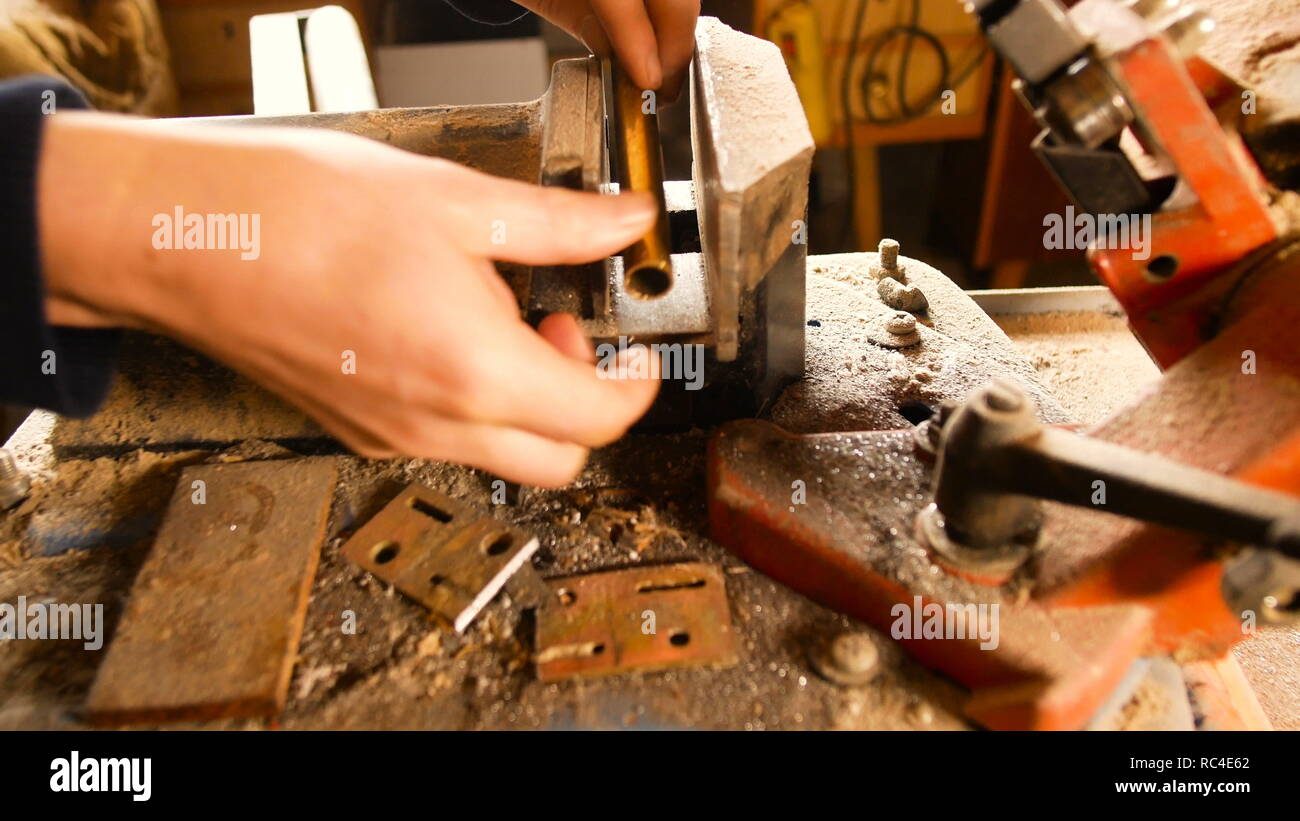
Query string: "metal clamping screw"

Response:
xmin=871 ymin=238 xmax=904 ymax=280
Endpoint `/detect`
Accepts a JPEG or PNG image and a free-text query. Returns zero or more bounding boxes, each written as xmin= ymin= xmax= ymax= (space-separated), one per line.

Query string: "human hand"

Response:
xmin=514 ymin=0 xmax=700 ymax=100
xmin=38 ymin=113 xmax=661 ymax=487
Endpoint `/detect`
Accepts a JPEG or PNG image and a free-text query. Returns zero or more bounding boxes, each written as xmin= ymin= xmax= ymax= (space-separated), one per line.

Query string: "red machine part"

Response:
xmin=1087 ymin=35 xmax=1278 ymax=368
xmin=1039 ymin=245 xmax=1300 ymax=651
xmin=705 ymin=6 xmax=1298 ymax=731
xmin=706 ymin=247 xmax=1300 ymax=730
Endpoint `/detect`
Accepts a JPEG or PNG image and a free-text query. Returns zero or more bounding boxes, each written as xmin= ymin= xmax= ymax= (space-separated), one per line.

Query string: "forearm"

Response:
xmin=39 ymin=112 xmax=159 ymax=329
xmin=39 ymin=113 xmax=313 ymax=333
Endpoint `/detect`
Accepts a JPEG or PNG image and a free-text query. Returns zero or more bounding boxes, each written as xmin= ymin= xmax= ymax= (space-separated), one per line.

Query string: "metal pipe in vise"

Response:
xmin=605 ymin=59 xmax=673 ymax=299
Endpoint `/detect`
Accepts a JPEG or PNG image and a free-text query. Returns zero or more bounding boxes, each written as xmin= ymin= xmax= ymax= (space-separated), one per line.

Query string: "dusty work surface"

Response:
xmin=0 ymin=439 xmax=966 ymax=730
xmin=1 ymin=257 xmax=1295 ymax=729
xmin=5 ymin=252 xmax=1013 ymax=731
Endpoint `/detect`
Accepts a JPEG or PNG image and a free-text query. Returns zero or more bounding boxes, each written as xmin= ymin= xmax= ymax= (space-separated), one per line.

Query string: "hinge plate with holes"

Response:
xmin=534 ymin=562 xmax=738 ymax=681
xmin=341 ymin=484 xmax=539 ymax=632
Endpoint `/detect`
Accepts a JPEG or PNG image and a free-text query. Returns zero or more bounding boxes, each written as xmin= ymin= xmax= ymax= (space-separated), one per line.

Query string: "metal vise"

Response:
xmin=230 ymin=17 xmax=815 ymax=423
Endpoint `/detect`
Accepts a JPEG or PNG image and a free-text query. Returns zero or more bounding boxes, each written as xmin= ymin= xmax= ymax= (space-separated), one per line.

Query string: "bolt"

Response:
xmin=811 ymin=631 xmax=879 ymax=686
xmin=878 ymin=238 xmax=899 ymax=270
xmin=829 ymin=633 xmax=876 ymax=673
xmin=0 ymin=449 xmax=31 ymax=510
xmin=870 ymin=238 xmax=904 ymax=281
xmin=1222 ymin=549 xmax=1300 ymax=627
xmin=869 ymin=311 xmax=921 ymax=349
xmin=886 ymin=312 xmax=916 ymax=335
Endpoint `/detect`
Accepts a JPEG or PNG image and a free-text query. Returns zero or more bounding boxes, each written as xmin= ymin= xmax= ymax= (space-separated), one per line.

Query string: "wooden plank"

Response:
xmin=84 ymin=458 xmax=337 ymax=725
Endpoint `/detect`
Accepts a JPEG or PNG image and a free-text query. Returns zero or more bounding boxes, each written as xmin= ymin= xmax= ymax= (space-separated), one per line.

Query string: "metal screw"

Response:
xmin=870 ymin=238 xmax=904 ymax=281
xmin=869 ymin=311 xmax=921 ymax=349
xmin=0 ymin=448 xmax=31 ymax=510
xmin=886 ymin=312 xmax=916 ymax=335
xmin=878 ymin=238 xmax=899 ymax=270
xmin=811 ymin=631 xmax=879 ymax=686
xmin=829 ymin=633 xmax=876 ymax=673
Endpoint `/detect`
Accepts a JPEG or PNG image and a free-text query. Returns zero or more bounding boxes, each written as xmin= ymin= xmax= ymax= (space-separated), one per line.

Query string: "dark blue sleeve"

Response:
xmin=442 ymin=0 xmax=529 ymax=25
xmin=0 ymin=76 xmax=120 ymax=418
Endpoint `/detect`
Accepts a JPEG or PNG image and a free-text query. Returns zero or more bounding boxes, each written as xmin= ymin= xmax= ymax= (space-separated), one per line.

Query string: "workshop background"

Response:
xmin=0 ymin=0 xmax=1092 ymax=289
xmin=0 ymin=0 xmax=1084 ymax=445
xmin=2 ymin=0 xmax=1297 ymax=731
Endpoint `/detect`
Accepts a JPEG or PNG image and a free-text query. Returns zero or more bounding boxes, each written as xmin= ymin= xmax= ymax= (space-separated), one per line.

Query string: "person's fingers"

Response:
xmin=509 ymin=2 xmax=613 ymax=61
xmin=274 ymin=350 xmax=591 ymax=484
xmin=511 ymin=2 xmax=694 ymax=99
xmin=399 ymin=416 xmax=590 ymax=487
xmin=280 ymin=385 xmax=400 ymax=459
xmin=424 ymin=159 xmax=656 ymax=265
xmin=537 ymin=312 xmax=595 ymax=363
xmin=646 ymin=0 xmax=700 ymax=102
xmin=577 ymin=12 xmax=612 ymax=58
xmin=311 ymin=391 xmax=587 ymax=485
xmin=481 ymin=267 xmax=521 ymax=315
xmin=240 ymin=346 xmax=590 ymax=484
xmin=455 ymin=320 xmax=660 ymax=447
xmin=590 ymin=0 xmax=662 ymax=89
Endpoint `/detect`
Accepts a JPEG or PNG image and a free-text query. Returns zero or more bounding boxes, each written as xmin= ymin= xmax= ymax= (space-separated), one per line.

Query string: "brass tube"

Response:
xmin=606 ymin=59 xmax=673 ymax=299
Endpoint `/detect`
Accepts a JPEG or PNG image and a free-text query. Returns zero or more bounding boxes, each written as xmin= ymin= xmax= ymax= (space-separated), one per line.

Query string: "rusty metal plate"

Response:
xmin=84 ymin=458 xmax=337 ymax=725
xmin=342 ymin=484 xmax=538 ymax=632
xmin=535 ymin=562 xmax=738 ymax=682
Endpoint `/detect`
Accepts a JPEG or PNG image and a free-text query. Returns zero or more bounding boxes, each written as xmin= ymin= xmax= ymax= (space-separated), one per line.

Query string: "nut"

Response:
xmin=886 ymin=312 xmax=916 ymax=335
xmin=867 ymin=311 xmax=921 ymax=348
